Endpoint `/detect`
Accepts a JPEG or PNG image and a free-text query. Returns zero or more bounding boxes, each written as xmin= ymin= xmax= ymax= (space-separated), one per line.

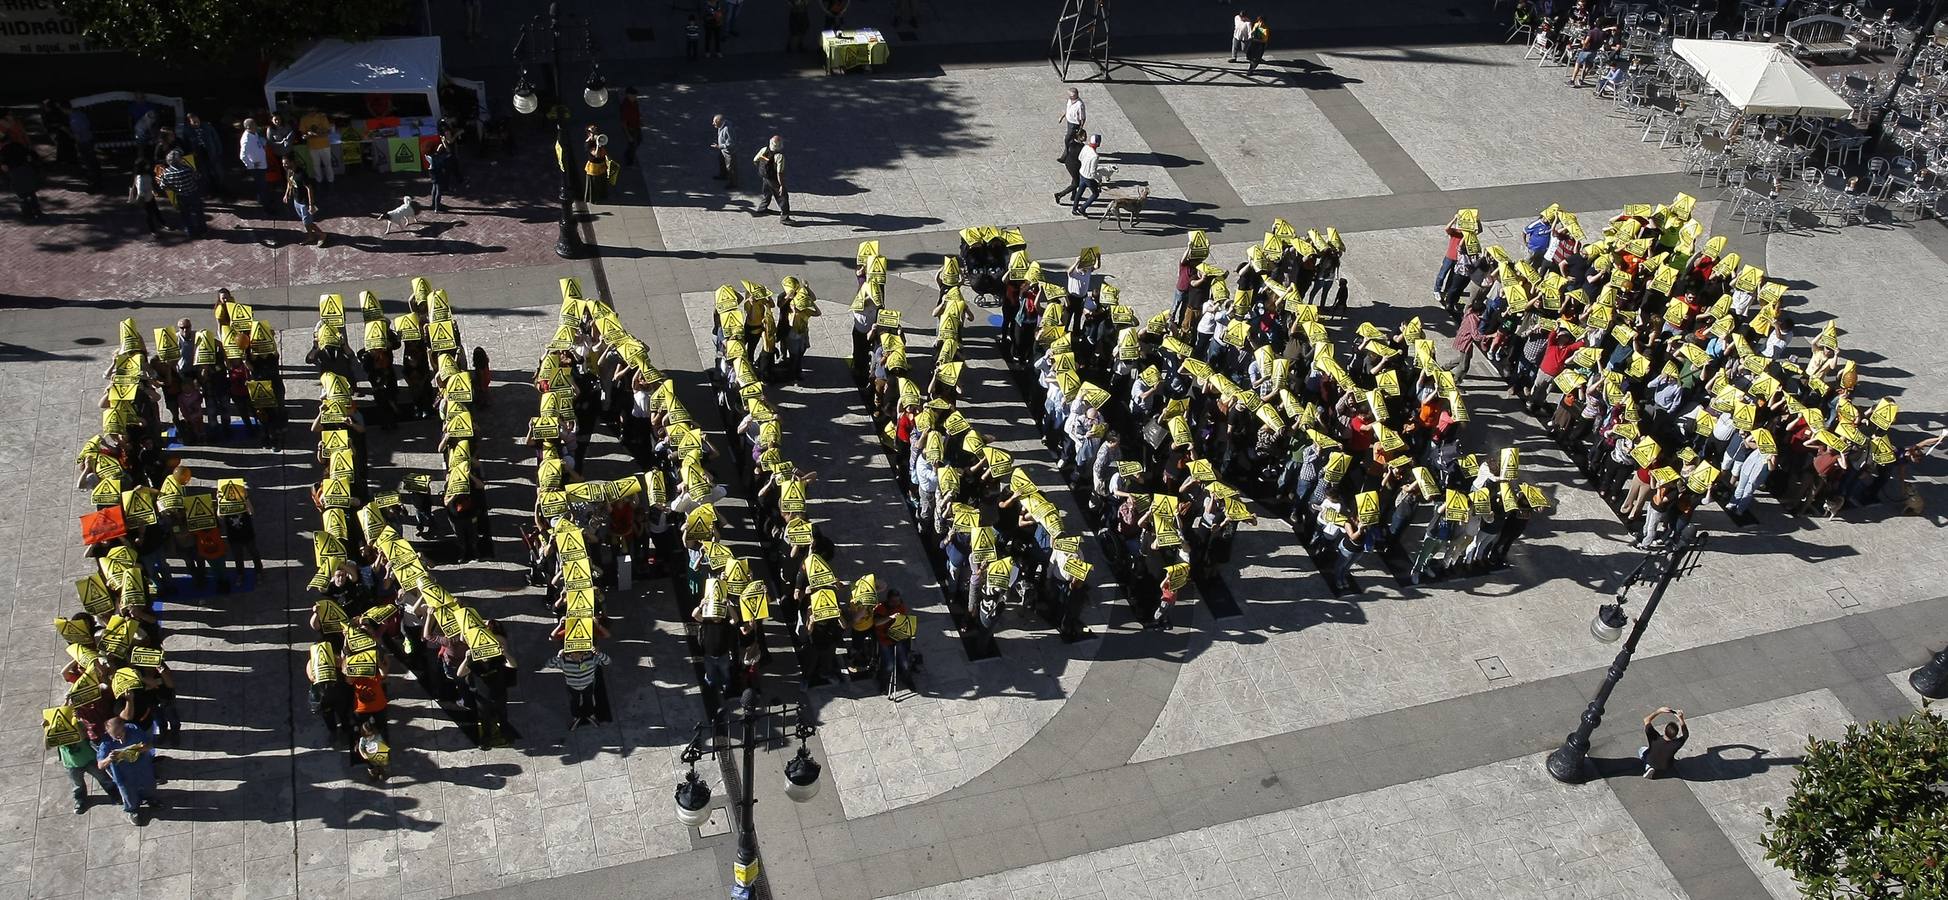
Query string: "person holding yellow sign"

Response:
xmin=94 ymin=716 xmax=158 ymax=825
xmin=547 ymin=631 xmax=613 ymax=729
xmin=870 ymin=589 xmax=916 ymax=692
xmin=457 ymin=621 xmax=518 ymax=748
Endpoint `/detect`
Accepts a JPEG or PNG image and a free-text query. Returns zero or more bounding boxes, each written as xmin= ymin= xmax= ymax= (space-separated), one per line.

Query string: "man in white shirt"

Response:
xmin=1071 ymin=134 xmax=1101 ymax=217
xmin=1058 ymin=88 xmax=1086 ymax=149
xmin=237 ymin=117 xmax=269 ymax=212
xmin=1232 ymin=11 xmax=1252 ymax=62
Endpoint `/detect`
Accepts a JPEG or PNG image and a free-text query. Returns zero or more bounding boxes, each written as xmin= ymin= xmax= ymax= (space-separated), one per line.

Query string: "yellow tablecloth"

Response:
xmin=822 ymin=29 xmax=889 ymax=73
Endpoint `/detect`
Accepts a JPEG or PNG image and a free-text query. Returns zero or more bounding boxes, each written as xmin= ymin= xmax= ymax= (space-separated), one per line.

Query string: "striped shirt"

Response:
xmin=159 ymin=163 xmax=201 ymax=197
xmin=551 ymin=651 xmax=610 ymax=690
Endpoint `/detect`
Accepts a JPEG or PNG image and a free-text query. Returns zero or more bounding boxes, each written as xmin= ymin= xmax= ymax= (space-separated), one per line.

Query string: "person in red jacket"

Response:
xmin=1433 ymin=220 xmax=1465 ymax=298
xmin=1527 ymin=327 xmax=1585 ymax=414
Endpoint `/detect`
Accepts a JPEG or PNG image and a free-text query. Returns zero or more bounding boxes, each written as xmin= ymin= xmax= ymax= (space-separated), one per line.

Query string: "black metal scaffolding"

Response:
xmin=1050 ymin=0 xmax=1111 ymax=81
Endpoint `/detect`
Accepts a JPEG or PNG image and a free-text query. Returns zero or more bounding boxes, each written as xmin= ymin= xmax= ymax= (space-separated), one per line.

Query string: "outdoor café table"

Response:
xmin=822 ymin=29 xmax=889 ymax=74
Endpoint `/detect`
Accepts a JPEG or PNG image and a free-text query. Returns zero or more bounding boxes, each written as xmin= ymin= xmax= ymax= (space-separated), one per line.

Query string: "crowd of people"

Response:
xmin=831 ymin=238 xmax=1106 ymax=639
xmin=518 ymin=279 xmax=674 ymax=722
xmin=972 ymin=223 xmax=1552 ymax=609
xmin=507 ymin=276 xmax=919 ymax=707
xmin=54 ymin=312 xmax=285 ymax=825
xmin=702 ymin=277 xmax=923 ymax=693
xmin=1 ymin=101 xmax=486 ymax=246
xmin=297 ymin=279 xmax=521 ymax=780
xmin=1436 ymin=199 xmax=1938 ymax=534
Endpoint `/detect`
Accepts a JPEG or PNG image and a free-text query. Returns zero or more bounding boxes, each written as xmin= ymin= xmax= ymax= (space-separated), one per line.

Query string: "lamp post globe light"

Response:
xmin=673 ymin=689 xmax=822 ymax=899
xmin=583 ymin=70 xmax=610 ymax=109
xmin=673 ymin=769 xmax=713 ymax=828
xmin=783 ymin=745 xmax=822 ymax=803
xmin=1546 ymin=526 xmax=1706 ymax=784
xmin=511 ymin=2 xmax=605 ymax=260
xmin=1590 ymin=602 xmax=1627 ymax=643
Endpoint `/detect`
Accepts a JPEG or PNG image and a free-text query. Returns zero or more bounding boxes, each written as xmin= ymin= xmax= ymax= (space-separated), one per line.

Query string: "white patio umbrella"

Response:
xmin=1671 ymin=38 xmax=1854 ymax=118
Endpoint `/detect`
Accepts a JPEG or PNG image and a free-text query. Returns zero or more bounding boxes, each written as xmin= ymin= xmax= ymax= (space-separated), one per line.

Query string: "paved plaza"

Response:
xmin=3 ymin=5 xmax=1947 ymax=900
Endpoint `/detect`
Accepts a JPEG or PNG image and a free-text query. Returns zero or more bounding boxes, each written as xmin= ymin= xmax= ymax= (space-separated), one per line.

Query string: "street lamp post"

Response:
xmin=512 ymin=1 xmax=607 ymax=260
xmin=672 ymin=689 xmax=821 ymax=900
xmin=1546 ymin=526 xmax=1707 ymax=784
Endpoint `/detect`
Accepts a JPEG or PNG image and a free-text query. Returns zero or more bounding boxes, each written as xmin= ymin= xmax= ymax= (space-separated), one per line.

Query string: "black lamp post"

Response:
xmin=1546 ymin=525 xmax=1707 ymax=784
xmin=512 ymin=1 xmax=606 ymax=260
xmin=673 ymin=689 xmax=821 ymax=900
xmin=1910 ymin=647 xmax=1948 ymax=699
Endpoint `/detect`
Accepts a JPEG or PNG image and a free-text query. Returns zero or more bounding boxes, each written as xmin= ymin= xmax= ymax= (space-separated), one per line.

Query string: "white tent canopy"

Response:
xmin=264 ymin=36 xmax=444 ymax=120
xmin=1671 ymin=38 xmax=1853 ymax=118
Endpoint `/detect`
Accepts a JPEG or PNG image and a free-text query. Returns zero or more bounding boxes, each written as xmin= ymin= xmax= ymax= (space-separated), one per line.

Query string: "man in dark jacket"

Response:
xmin=1052 ymin=126 xmax=1085 ymax=207
xmin=184 ymin=112 xmax=227 ymax=199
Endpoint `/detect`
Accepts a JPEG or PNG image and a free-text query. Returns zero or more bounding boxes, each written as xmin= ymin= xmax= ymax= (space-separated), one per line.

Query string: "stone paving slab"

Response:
xmin=1887 ymin=669 xmax=1930 ymax=710
xmin=1154 ymin=63 xmax=1391 ymax=205
xmin=1318 ymin=44 xmax=1688 ymax=192
xmin=1681 ymin=690 xmax=1853 ymax=900
xmin=634 ymin=66 xmax=1187 ymax=252
xmin=888 ymin=752 xmax=1686 ymax=900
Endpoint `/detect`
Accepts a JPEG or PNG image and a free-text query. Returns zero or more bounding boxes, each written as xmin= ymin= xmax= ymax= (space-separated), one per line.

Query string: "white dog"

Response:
xmin=375 ymin=196 xmax=422 ymax=235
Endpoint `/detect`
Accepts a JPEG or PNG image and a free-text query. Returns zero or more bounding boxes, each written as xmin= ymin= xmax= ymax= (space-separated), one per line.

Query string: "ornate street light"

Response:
xmin=674 ymin=690 xmax=822 ymax=900
xmin=511 ymin=2 xmax=607 ymax=259
xmin=1546 ymin=526 xmax=1707 ymax=784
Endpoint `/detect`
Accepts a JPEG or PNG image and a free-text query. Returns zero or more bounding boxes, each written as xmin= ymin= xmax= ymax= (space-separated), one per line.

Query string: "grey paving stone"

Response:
xmin=1681 ymin=690 xmax=1853 ymax=900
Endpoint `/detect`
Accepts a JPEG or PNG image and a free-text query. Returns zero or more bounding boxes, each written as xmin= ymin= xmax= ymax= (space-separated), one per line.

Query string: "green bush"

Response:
xmin=54 ymin=0 xmax=409 ymax=64
xmin=1762 ymin=705 xmax=1948 ymax=899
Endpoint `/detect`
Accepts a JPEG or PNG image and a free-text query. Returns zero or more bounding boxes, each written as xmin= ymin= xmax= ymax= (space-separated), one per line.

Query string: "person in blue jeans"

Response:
xmin=427 ymin=138 xmax=454 ymax=213
xmin=1071 ymin=134 xmax=1102 ymax=217
xmin=95 ymin=717 xmax=158 ymax=825
xmin=1331 ymin=506 xmax=1368 ymax=592
xmin=1434 ymin=217 xmax=1465 ymax=296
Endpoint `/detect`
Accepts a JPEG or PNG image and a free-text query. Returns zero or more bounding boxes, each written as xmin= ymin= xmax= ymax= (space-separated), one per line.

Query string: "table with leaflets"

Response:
xmin=821 ymin=29 xmax=889 ymax=74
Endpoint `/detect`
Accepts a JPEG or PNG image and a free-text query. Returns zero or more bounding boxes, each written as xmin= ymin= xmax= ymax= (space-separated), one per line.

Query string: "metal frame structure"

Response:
xmin=1050 ymin=0 xmax=1111 ymax=82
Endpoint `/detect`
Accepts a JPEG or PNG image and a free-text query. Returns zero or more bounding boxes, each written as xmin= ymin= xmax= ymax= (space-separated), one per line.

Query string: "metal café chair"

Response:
xmin=1720 ymin=163 xmax=1751 ymax=199
xmin=1737 ymin=191 xmax=1785 ymax=234
xmin=1508 ymin=15 xmax=1537 ymax=45
xmin=1895 ymin=184 xmax=1942 ymax=221
xmin=1642 ymin=106 xmax=1683 ymax=144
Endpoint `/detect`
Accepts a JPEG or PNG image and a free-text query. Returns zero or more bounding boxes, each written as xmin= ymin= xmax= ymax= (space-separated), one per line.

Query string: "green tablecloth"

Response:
xmin=822 ymin=30 xmax=889 ymax=72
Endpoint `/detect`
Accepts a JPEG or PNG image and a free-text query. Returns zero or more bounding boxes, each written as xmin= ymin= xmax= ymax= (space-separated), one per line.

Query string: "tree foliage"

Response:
xmin=1762 ymin=706 xmax=1948 ymax=899
xmin=53 ymin=0 xmax=409 ymax=64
